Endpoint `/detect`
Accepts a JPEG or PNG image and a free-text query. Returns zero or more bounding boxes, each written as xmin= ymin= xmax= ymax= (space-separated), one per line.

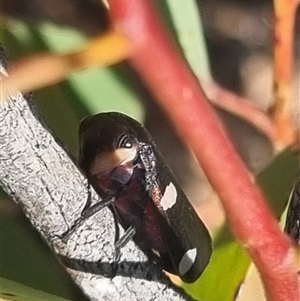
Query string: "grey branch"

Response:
xmin=0 ymin=50 xmax=193 ymax=301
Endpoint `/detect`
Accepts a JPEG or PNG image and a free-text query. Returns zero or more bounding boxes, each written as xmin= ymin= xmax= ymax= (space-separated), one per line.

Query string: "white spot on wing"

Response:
xmin=178 ymin=248 xmax=197 ymax=276
xmin=151 ymin=248 xmax=161 ymax=258
xmin=160 ymin=182 xmax=177 ymax=210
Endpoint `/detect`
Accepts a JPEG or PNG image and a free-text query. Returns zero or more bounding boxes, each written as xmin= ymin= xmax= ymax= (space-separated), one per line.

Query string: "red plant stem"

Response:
xmin=109 ymin=0 xmax=298 ymax=299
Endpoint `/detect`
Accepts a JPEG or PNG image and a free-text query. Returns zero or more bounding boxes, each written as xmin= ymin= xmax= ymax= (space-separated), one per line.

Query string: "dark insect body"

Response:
xmin=72 ymin=112 xmax=212 ymax=283
xmin=285 ymin=174 xmax=300 ymax=244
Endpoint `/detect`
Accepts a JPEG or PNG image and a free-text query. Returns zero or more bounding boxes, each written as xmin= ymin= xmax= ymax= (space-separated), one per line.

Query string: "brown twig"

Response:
xmin=1 ymin=30 xmax=132 ymax=101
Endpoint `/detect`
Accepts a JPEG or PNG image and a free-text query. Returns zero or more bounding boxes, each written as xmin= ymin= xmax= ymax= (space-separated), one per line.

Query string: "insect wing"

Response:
xmin=139 ymin=142 xmax=212 ymax=283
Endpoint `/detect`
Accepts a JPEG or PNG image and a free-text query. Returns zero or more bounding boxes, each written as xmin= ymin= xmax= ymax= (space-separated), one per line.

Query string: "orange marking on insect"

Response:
xmin=151 ymin=185 xmax=162 ymax=208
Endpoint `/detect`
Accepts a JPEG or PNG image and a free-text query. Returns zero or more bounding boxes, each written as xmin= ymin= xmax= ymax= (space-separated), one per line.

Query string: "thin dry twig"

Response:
xmin=1 ymin=30 xmax=132 ymax=101
xmin=270 ymin=0 xmax=299 ymax=148
xmin=204 ymin=82 xmax=276 ymax=143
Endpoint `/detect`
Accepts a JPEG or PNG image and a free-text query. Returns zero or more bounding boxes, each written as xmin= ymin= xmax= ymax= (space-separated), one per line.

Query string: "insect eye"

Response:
xmin=116 ymin=134 xmax=134 ymax=149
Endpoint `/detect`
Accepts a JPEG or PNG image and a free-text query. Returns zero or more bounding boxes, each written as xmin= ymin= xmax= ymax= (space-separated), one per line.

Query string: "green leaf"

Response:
xmin=156 ymin=0 xmax=212 ymax=81
xmin=0 ymin=278 xmax=73 ymax=301
xmin=34 ymin=22 xmax=145 ymax=120
xmin=0 ymin=203 xmax=85 ymax=300
xmin=257 ymin=149 xmax=299 ymax=217
xmin=183 ymin=149 xmax=299 ymax=301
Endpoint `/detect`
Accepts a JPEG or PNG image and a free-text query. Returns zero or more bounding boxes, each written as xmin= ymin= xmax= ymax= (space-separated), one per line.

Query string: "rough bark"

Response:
xmin=0 ymin=48 xmax=192 ymax=301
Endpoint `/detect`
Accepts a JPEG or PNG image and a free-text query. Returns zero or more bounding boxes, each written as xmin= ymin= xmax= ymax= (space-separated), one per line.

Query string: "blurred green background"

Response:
xmin=1 ymin=1 xmax=299 ymax=301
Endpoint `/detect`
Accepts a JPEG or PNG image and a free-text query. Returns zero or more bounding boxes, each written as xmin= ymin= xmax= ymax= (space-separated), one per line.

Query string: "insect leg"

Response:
xmin=61 ymin=196 xmax=115 ymax=242
xmin=81 ymin=196 xmax=115 ymax=218
xmin=81 ymin=182 xmax=92 ymax=212
xmin=113 ymin=225 xmax=136 ymax=262
xmin=109 ymin=208 xmax=121 ymax=277
xmin=111 ymin=207 xmax=120 ymax=247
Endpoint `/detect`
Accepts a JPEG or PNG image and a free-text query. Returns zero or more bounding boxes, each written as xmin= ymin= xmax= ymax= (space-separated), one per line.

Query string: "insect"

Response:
xmin=285 ymin=174 xmax=300 ymax=244
xmin=65 ymin=112 xmax=212 ymax=283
